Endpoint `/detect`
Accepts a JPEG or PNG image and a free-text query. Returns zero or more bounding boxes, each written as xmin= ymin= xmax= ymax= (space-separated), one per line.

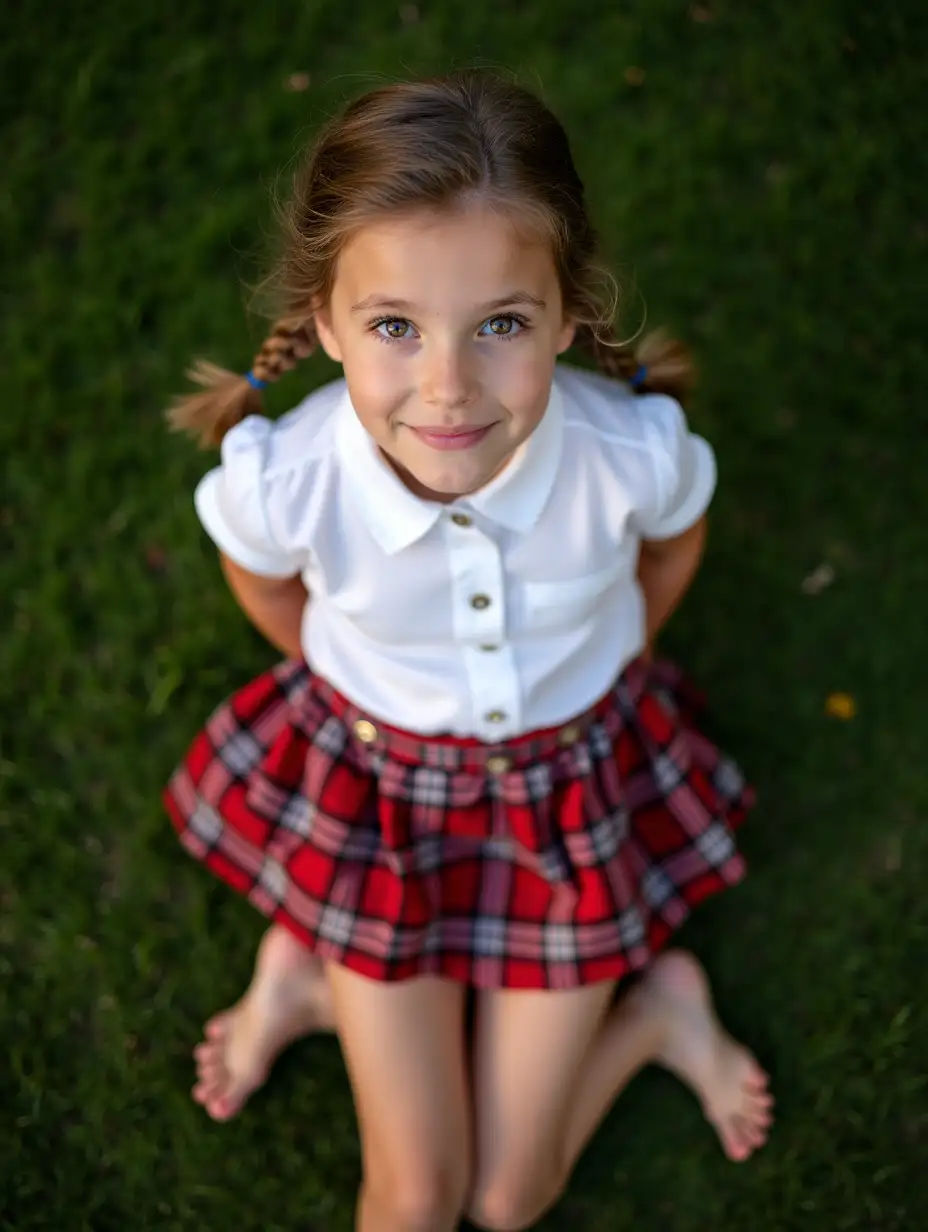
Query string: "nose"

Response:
xmin=421 ymin=340 xmax=477 ymax=411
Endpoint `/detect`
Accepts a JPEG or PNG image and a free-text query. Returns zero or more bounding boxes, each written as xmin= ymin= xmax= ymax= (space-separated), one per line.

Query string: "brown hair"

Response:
xmin=168 ymin=70 xmax=695 ymax=447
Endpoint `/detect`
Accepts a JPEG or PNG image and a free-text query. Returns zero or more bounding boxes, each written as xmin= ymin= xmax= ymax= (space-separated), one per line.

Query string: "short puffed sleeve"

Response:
xmin=631 ymin=395 xmax=717 ymax=540
xmin=193 ymin=416 xmax=306 ymax=577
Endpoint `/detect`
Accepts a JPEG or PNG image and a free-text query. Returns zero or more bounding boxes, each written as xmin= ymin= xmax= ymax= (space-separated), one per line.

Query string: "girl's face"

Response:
xmin=314 ymin=201 xmax=576 ymax=503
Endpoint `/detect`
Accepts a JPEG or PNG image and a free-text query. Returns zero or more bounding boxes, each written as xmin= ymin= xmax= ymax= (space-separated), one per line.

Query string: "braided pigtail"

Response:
xmin=577 ymin=323 xmax=696 ymax=406
xmin=166 ymin=315 xmax=319 ymax=448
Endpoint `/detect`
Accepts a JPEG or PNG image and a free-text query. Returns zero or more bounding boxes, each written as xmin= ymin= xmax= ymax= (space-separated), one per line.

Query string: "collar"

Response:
xmin=334 ymin=383 xmax=564 ymax=555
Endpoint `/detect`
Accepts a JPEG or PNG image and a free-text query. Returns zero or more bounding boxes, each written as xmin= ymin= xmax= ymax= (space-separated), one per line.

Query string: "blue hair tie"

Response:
xmin=245 ymin=370 xmax=268 ymax=390
xmin=630 ymin=364 xmax=648 ymax=390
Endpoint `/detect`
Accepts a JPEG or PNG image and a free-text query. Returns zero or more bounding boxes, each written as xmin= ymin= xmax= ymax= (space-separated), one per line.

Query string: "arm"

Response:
xmin=636 ymin=515 xmax=708 ymax=656
xmin=220 ymin=554 xmax=308 ymax=660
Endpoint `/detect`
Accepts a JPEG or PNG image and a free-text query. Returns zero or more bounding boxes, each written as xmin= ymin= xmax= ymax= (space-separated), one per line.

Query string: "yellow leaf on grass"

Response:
xmin=826 ymin=693 xmax=857 ymax=719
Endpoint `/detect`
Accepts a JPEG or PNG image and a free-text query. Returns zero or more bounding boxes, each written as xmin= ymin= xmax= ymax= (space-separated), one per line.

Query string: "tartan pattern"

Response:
xmin=164 ymin=658 xmax=754 ymax=989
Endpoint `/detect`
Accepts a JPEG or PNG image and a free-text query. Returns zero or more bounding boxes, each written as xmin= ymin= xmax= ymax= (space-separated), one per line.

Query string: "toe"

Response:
xmin=714 ymin=1116 xmax=746 ymax=1162
xmin=198 ymin=1074 xmax=225 ymax=1103
xmin=198 ymin=1054 xmax=225 ymax=1084
xmin=727 ymin=1115 xmax=755 ymax=1162
xmin=730 ymin=1127 xmax=753 ymax=1162
xmin=206 ymin=1093 xmax=240 ymax=1122
xmin=736 ymin=1113 xmax=770 ymax=1157
xmin=201 ymin=1068 xmax=256 ymax=1122
xmin=194 ymin=1049 xmax=225 ymax=1079
xmin=204 ymin=1014 xmax=231 ymax=1040
xmin=748 ymin=1124 xmax=769 ymax=1149
xmin=746 ymin=1091 xmax=774 ymax=1117
xmin=195 ymin=1043 xmax=226 ymax=1075
xmin=744 ymin=1065 xmax=770 ymax=1091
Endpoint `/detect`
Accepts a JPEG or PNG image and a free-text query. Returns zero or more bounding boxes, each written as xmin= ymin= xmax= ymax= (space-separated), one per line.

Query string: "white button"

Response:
xmin=470 ymin=594 xmax=491 ymax=610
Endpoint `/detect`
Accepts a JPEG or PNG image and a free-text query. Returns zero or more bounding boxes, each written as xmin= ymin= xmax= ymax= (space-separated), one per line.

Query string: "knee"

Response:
xmin=364 ymin=1161 xmax=469 ymax=1230
xmin=466 ymin=1169 xmax=565 ymax=1231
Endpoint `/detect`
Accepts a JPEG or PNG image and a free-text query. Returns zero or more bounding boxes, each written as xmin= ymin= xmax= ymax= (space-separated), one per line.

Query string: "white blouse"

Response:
xmin=194 ymin=364 xmax=716 ymax=740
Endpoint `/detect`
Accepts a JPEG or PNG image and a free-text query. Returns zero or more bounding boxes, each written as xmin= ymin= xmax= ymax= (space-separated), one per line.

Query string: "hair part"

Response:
xmin=168 ymin=70 xmax=695 ymax=448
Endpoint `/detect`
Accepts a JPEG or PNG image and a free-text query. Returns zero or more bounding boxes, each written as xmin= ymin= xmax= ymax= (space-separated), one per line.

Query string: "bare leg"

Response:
xmin=466 ymin=979 xmax=615 ymax=1230
xmin=467 ymin=951 xmax=773 ymax=1231
xmin=561 ymin=951 xmax=773 ymax=1170
xmin=192 ymin=924 xmax=334 ymax=1120
xmin=326 ymin=964 xmax=471 ymax=1232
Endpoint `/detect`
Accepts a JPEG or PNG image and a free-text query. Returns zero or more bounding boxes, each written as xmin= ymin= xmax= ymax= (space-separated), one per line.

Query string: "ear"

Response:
xmin=556 ymin=316 xmax=577 ymax=355
xmin=313 ymin=302 xmax=343 ymax=363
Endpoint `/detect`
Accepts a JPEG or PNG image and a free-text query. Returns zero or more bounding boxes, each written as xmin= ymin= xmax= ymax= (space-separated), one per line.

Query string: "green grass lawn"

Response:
xmin=3 ymin=1 xmax=927 ymax=1228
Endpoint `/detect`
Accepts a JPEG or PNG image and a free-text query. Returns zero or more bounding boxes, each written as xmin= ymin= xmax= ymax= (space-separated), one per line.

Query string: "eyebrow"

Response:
xmin=349 ymin=291 xmax=547 ymax=314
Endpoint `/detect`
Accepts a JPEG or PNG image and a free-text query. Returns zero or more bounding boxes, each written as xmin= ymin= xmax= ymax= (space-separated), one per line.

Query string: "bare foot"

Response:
xmin=640 ymin=950 xmax=774 ymax=1161
xmin=191 ymin=924 xmax=335 ymax=1121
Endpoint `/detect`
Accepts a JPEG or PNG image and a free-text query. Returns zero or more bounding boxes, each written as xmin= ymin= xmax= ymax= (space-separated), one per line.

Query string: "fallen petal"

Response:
xmin=825 ymin=693 xmax=857 ymax=719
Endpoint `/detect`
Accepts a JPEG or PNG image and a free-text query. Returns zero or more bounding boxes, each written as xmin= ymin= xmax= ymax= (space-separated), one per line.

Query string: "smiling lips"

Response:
xmin=410 ymin=424 xmax=495 ymax=451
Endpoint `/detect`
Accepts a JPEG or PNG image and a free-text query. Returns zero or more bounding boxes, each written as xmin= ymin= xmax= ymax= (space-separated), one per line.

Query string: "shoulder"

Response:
xmin=553 ymin=363 xmax=716 ymax=539
xmin=554 ymin=362 xmax=686 ymax=456
xmin=193 ymin=379 xmax=347 ymax=576
xmin=219 ymin=377 xmax=346 ymax=480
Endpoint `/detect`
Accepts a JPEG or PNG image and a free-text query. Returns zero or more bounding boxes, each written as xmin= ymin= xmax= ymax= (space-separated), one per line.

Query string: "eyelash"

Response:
xmin=368 ymin=313 xmax=532 ymax=345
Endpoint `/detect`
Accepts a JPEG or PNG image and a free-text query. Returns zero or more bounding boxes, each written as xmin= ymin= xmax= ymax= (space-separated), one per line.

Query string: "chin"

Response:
xmin=415 ymin=464 xmax=491 ymax=501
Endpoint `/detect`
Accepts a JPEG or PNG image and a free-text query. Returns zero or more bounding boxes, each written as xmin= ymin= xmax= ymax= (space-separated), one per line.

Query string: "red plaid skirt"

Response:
xmin=164 ymin=658 xmax=753 ymax=989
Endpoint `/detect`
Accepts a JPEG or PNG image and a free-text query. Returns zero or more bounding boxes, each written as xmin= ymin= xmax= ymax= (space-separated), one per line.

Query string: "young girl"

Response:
xmin=164 ymin=70 xmax=772 ymax=1232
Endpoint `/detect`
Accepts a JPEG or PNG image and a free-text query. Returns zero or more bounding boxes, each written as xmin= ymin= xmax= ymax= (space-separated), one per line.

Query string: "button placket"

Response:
xmin=463 ymin=642 xmax=521 ymax=742
xmin=446 ymin=520 xmax=521 ymax=740
xmin=448 ymin=523 xmax=504 ymax=645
